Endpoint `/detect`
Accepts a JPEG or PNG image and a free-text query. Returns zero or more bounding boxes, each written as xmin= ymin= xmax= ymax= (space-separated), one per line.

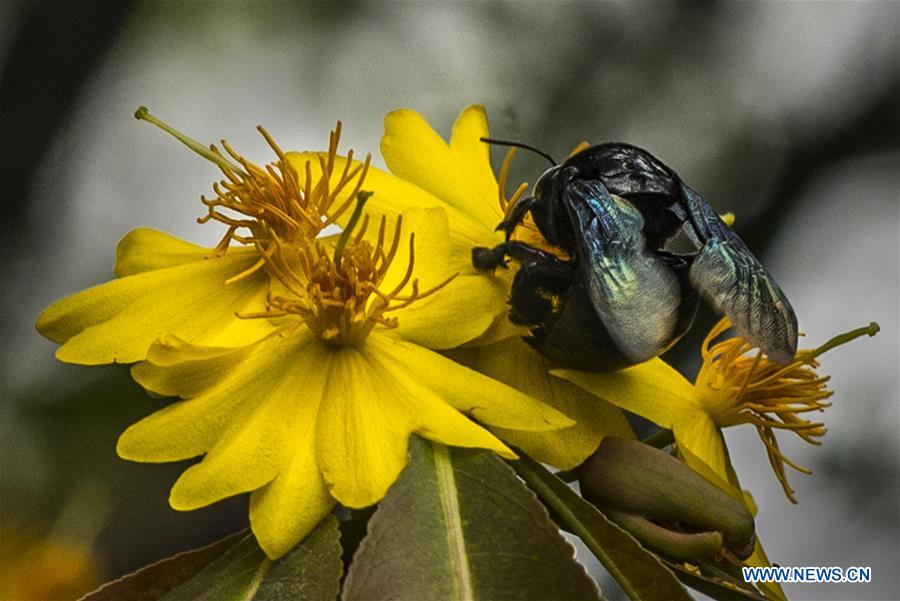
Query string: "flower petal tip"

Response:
xmin=168 ymin=480 xmax=210 ymax=512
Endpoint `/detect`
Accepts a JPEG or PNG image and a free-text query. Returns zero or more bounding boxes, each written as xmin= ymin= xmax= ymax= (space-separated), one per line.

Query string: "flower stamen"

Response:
xmin=695 ymin=317 xmax=879 ymax=502
xmin=135 ymin=107 xmax=369 ymax=259
xmin=255 ymin=193 xmax=456 ymax=346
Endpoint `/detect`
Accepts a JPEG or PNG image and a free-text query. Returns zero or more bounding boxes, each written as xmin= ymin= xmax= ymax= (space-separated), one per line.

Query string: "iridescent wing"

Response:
xmin=681 ymin=183 xmax=798 ymax=364
xmin=564 ymin=180 xmax=684 ymax=363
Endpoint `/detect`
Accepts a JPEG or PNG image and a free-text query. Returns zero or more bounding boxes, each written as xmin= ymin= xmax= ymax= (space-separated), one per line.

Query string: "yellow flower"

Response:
xmin=554 ymin=318 xmax=875 ymax=601
xmin=38 ymin=111 xmax=573 ymax=559
xmin=37 ymin=107 xmax=511 ymax=359
xmin=555 ymin=317 xmax=879 ymax=501
xmin=119 ymin=202 xmax=570 ymax=559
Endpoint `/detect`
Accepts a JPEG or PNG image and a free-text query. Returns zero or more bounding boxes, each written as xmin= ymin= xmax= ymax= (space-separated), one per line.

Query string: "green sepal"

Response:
xmin=604 ymin=509 xmax=724 ymax=561
xmin=578 ymin=438 xmax=755 ymax=553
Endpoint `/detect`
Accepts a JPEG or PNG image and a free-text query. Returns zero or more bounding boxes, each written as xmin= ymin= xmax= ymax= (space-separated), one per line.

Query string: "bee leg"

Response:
xmin=502 ymin=241 xmax=569 ymax=266
xmin=472 ymin=245 xmax=510 ymax=271
xmin=472 ymin=241 xmax=570 ymax=272
xmin=496 ymin=196 xmax=537 ymax=241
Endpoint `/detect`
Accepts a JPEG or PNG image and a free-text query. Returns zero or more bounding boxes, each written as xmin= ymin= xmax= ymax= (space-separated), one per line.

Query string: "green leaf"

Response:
xmin=343 ymin=438 xmax=601 ymax=601
xmin=81 ymin=517 xmax=342 ymax=601
xmin=510 ymin=455 xmax=692 ymax=601
xmin=81 ymin=531 xmax=245 ymax=601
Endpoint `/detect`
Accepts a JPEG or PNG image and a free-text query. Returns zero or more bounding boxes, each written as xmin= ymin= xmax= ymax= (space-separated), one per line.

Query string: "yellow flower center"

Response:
xmin=135 ymin=108 xmax=452 ymax=346
xmin=694 ymin=317 xmax=879 ymax=502
xmin=260 ymin=199 xmax=452 ymax=346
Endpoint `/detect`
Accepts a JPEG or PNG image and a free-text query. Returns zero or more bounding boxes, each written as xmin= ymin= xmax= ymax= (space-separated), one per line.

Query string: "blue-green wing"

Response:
xmin=681 ymin=184 xmax=798 ymax=364
xmin=565 ymin=180 xmax=683 ymax=363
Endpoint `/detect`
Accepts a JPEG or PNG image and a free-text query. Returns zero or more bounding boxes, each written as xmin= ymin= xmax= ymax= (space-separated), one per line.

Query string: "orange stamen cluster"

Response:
xmin=256 ymin=212 xmax=453 ymax=346
xmin=200 ymin=123 xmax=371 ymax=259
xmin=135 ymin=107 xmax=454 ymax=346
xmin=694 ymin=318 xmax=833 ymax=503
xmin=200 ymin=124 xmax=453 ymax=346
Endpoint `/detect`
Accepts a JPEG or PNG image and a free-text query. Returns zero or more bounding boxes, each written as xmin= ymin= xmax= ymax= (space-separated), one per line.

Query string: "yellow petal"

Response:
xmin=316 ymin=342 xmax=517 ymax=508
xmin=459 ymin=270 xmax=525 ymax=348
xmin=314 ymin=347 xmax=413 ymax=508
xmin=367 ymin=334 xmax=573 ymax=431
xmin=381 ymin=108 xmax=501 ymax=230
xmin=365 ymin=348 xmax=517 ymax=458
xmin=168 ymin=401 xmax=290 ymax=510
xmin=131 ymin=336 xmax=255 ymax=398
xmin=747 ymin=541 xmax=788 ymax=601
xmin=37 ymin=248 xmax=274 ymax=364
xmin=249 ymin=463 xmax=334 ymax=559
xmin=392 ymin=273 xmax=508 ymax=349
xmin=117 ymin=384 xmax=248 ymax=463
xmin=249 ymin=352 xmax=335 ymax=559
xmin=374 ymin=206 xmax=507 ymax=348
xmin=114 ymin=228 xmax=211 ymax=277
xmin=119 ymin=330 xmax=308 ymax=461
xmin=553 ymin=358 xmax=699 ymax=429
xmin=672 ymin=409 xmax=729 ymax=483
xmin=379 ymin=207 xmax=452 ymax=295
xmin=468 ymin=312 xmax=523 ymax=347
xmin=449 ymin=105 xmax=500 ymax=208
xmin=470 ymin=337 xmax=635 ymax=469
xmin=119 ymin=330 xmax=325 ymax=512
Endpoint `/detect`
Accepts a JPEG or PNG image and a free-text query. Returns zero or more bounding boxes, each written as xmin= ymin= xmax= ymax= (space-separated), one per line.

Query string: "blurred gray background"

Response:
xmin=1 ymin=2 xmax=897 ymax=600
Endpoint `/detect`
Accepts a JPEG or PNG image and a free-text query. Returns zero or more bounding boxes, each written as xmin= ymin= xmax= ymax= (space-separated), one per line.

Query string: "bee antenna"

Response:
xmin=480 ymin=137 xmax=557 ymax=166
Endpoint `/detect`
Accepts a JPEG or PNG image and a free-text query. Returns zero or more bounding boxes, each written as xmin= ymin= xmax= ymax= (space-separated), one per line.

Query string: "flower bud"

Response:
xmin=577 ymin=438 xmax=755 ymax=560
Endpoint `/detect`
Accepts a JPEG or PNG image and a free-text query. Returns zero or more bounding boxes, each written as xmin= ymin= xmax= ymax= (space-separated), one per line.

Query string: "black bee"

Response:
xmin=473 ymin=141 xmax=797 ymax=371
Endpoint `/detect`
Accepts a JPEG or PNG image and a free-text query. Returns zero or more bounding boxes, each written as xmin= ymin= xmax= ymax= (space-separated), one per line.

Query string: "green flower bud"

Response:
xmin=577 ymin=438 xmax=755 ymax=560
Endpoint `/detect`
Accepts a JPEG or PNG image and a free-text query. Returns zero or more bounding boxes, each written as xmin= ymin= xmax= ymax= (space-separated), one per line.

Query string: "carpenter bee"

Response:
xmin=473 ymin=140 xmax=797 ymax=370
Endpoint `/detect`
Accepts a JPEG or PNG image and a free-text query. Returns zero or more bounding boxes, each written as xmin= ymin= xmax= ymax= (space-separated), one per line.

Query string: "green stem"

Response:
xmin=432 ymin=443 xmax=475 ymax=601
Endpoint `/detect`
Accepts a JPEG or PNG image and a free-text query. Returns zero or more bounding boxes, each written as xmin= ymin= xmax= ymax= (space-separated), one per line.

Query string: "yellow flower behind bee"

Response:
xmin=554 ymin=317 xmax=876 ymax=601
xmin=555 ymin=317 xmax=879 ymax=501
